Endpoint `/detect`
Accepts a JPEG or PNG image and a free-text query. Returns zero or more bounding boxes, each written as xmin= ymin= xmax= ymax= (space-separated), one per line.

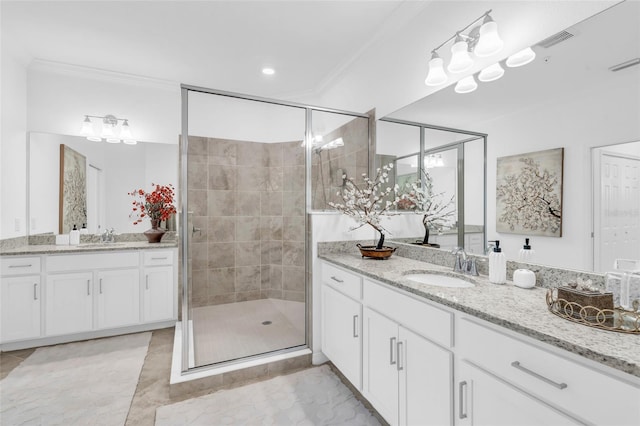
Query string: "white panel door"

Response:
xmin=399 ymin=326 xmax=453 ymax=426
xmin=598 ymin=153 xmax=640 ymax=271
xmin=321 ymin=285 xmax=362 ymax=389
xmin=143 ymin=266 xmax=174 ymax=322
xmin=46 ymin=272 xmax=93 ymax=335
xmin=96 ymin=268 xmax=140 ymax=329
xmin=1 ymin=276 xmax=41 ymax=342
xmin=363 ymin=307 xmax=399 ymax=426
xmin=457 ymin=361 xmax=580 ymax=426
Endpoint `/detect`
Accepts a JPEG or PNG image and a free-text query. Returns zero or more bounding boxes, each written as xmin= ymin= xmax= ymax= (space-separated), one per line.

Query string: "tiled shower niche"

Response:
xmin=187 ymin=136 xmax=305 ymax=308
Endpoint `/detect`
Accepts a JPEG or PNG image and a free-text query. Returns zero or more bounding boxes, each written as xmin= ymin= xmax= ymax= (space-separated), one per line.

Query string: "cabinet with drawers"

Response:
xmin=0 ymin=257 xmax=42 ymax=342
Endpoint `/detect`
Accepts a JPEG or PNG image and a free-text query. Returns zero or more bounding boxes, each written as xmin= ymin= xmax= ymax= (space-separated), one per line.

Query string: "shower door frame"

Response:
xmin=180 ymin=84 xmax=370 ymax=374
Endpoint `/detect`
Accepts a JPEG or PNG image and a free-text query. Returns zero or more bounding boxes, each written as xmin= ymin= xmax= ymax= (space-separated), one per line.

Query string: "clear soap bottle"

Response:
xmin=69 ymin=224 xmax=80 ymax=245
xmin=488 ymin=240 xmax=506 ymax=284
xmin=519 ymin=238 xmax=534 ymax=262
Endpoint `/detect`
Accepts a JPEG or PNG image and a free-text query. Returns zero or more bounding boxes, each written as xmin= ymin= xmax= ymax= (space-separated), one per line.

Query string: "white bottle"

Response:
xmin=488 ymin=240 xmax=506 ymax=284
xmin=80 ymin=223 xmax=89 ymax=235
xmin=69 ymin=224 xmax=80 ymax=245
xmin=518 ymin=238 xmax=535 ymax=262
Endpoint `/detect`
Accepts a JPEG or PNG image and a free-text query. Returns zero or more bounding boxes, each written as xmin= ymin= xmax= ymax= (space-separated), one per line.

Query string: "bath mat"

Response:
xmin=155 ymin=365 xmax=380 ymax=425
xmin=1 ymin=332 xmax=151 ymax=425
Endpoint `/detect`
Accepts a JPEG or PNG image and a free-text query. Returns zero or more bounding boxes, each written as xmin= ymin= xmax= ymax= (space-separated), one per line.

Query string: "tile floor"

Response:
xmin=1 ymin=328 xmax=384 ymax=426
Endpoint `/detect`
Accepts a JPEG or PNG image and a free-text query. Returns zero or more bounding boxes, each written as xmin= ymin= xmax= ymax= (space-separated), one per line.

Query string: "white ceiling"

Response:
xmin=1 ymin=0 xmax=409 ymax=99
xmin=387 ymin=0 xmax=640 ymax=130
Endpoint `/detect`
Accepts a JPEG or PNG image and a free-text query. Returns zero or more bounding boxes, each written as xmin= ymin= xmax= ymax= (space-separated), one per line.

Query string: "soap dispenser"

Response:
xmin=69 ymin=224 xmax=80 ymax=245
xmin=518 ymin=238 xmax=535 ymax=262
xmin=488 ymin=240 xmax=506 ymax=284
xmin=80 ymin=223 xmax=89 ymax=235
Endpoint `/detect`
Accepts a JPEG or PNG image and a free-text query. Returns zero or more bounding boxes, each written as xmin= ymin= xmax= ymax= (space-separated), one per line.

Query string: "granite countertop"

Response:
xmin=319 ymin=252 xmax=640 ymax=379
xmin=0 ymin=241 xmax=178 ymax=256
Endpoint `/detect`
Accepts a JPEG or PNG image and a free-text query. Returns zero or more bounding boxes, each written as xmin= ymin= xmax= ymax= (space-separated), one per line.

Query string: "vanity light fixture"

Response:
xmin=424 ymin=10 xmax=535 ymax=93
xmin=424 ymin=154 xmax=444 ymax=168
xmin=80 ymin=114 xmax=137 ymax=145
xmin=262 ymin=67 xmax=275 ymax=75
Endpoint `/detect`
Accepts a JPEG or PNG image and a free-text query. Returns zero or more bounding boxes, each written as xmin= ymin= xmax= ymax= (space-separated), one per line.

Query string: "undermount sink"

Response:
xmin=79 ymin=242 xmax=127 ymax=248
xmin=403 ymin=272 xmax=475 ymax=288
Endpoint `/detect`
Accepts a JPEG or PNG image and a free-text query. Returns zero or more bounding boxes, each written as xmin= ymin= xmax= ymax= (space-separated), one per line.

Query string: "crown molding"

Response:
xmin=27 ymin=59 xmax=180 ymax=92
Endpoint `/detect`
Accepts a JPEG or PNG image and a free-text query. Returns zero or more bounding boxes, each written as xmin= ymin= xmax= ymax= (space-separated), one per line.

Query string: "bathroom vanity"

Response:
xmin=0 ymin=243 xmax=177 ymax=351
xmin=319 ymin=250 xmax=640 ymax=426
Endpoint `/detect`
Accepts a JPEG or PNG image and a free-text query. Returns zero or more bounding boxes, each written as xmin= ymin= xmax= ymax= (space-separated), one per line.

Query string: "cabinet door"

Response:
xmin=143 ymin=266 xmax=174 ymax=322
xmin=399 ymin=326 xmax=452 ymax=426
xmin=1 ymin=276 xmax=41 ymax=342
xmin=362 ymin=307 xmax=399 ymax=426
xmin=457 ymin=361 xmax=581 ymax=426
xmin=46 ymin=272 xmax=93 ymax=335
xmin=321 ymin=284 xmax=362 ymax=389
xmin=96 ymin=269 xmax=140 ymax=329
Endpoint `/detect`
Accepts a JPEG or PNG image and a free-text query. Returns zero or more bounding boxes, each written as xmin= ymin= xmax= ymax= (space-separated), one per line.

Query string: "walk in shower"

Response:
xmin=179 ymin=85 xmax=370 ymax=374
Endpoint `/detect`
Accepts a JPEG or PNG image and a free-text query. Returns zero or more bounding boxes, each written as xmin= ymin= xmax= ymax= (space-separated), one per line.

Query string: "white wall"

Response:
xmin=0 ymin=51 xmax=28 ymax=239
xmin=484 ymin=73 xmax=640 ymax=270
xmin=27 ymin=61 xmax=179 ymax=145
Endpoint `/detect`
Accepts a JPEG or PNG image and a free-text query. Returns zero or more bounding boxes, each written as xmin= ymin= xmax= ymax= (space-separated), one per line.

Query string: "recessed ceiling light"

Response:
xmin=262 ymin=67 xmax=275 ymax=75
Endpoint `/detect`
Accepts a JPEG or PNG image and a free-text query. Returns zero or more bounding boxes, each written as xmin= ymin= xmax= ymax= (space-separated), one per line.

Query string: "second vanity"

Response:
xmin=319 ymin=249 xmax=640 ymax=426
xmin=0 ymin=242 xmax=178 ymax=351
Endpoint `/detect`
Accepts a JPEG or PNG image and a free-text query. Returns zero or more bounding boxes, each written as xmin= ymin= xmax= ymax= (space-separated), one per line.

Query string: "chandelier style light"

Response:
xmin=80 ymin=114 xmax=137 ymax=145
xmin=425 ymin=9 xmax=536 ymax=94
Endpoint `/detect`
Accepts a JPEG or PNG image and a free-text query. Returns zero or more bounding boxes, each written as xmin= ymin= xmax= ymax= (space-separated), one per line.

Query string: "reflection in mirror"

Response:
xmin=385 ymin=1 xmax=639 ymax=272
xmin=376 ymin=119 xmax=486 ymax=253
xmin=28 ymin=132 xmax=178 ymax=236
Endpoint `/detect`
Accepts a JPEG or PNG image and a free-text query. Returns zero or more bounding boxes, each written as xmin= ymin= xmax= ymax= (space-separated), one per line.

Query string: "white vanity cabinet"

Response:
xmin=321 ymin=262 xmax=362 ymax=389
xmin=0 ymin=257 xmax=42 ymax=342
xmin=46 ymin=271 xmax=94 ymax=335
xmin=142 ymin=251 xmax=175 ymax=322
xmin=456 ymin=317 xmax=640 ymax=426
xmin=362 ymin=279 xmax=453 ymax=426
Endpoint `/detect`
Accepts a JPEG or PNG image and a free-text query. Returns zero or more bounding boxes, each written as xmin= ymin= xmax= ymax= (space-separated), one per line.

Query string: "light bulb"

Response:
xmin=448 ymin=35 xmax=473 ymax=74
xmin=425 ymin=52 xmax=448 ymax=86
xmin=80 ymin=116 xmax=93 ymax=137
xmin=478 ymin=63 xmax=505 ymax=82
xmin=506 ymin=47 xmax=536 ymax=67
xmin=474 ymin=16 xmax=503 ymax=57
xmin=454 ymin=75 xmax=478 ymax=94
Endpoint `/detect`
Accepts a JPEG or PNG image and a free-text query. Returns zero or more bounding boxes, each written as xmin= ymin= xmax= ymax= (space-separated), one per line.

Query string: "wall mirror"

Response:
xmin=376 ymin=119 xmax=486 ymax=253
xmin=28 ymin=132 xmax=178 ymax=236
xmin=381 ymin=1 xmax=639 ymax=272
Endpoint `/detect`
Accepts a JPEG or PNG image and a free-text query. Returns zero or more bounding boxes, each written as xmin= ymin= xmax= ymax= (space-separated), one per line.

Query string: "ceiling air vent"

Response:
xmin=537 ymin=30 xmax=575 ymax=48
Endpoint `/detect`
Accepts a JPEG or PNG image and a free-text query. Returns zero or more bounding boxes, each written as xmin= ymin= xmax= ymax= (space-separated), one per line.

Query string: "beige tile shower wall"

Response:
xmin=187 ymin=137 xmax=305 ymax=308
xmin=311 ymin=116 xmax=369 ymax=210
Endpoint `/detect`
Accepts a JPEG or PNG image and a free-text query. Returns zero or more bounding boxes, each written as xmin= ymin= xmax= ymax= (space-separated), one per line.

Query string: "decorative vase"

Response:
xmin=144 ymin=219 xmax=166 ymax=243
xmin=357 ymin=243 xmax=397 ymax=260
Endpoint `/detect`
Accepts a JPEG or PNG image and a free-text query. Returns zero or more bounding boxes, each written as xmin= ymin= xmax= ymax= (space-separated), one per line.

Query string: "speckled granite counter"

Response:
xmin=0 ymin=241 xmax=177 ymax=256
xmin=319 ymin=252 xmax=640 ymax=379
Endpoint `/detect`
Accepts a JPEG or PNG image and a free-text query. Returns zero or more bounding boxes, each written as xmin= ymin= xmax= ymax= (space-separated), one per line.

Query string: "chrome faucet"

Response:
xmin=451 ymin=247 xmax=479 ymax=276
xmin=102 ymin=228 xmax=116 ymax=243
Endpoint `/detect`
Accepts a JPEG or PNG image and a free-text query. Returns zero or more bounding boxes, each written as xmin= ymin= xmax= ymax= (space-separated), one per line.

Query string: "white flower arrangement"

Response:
xmin=402 ymin=170 xmax=456 ymax=245
xmin=329 ymin=163 xmax=399 ymax=249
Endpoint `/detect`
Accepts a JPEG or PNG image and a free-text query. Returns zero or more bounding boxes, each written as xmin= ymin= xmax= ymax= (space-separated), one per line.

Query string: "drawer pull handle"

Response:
xmin=352 ymin=315 xmax=359 ymax=338
xmin=389 ymin=337 xmax=397 ymax=365
xmin=99 ymin=278 xmax=103 ymax=294
xmin=34 ymin=283 xmax=38 ymax=300
xmin=511 ymin=361 xmax=567 ymax=390
xmin=87 ymin=280 xmax=91 ymax=296
xmin=459 ymin=381 xmax=468 ymax=419
xmin=397 ymin=341 xmax=404 ymax=371
xmin=9 ymin=264 xmax=32 ymax=268
xmin=330 ymin=276 xmax=344 ymax=283
xmin=151 ymin=257 xmax=168 ymax=260
xmin=146 ymin=275 xmax=149 ymax=290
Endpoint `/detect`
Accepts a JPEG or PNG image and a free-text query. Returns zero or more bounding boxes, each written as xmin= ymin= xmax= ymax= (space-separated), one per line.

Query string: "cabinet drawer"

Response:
xmin=322 ymin=262 xmax=362 ymax=300
xmin=1 ymin=257 xmax=41 ymax=276
xmin=143 ymin=250 xmax=174 ymax=266
xmin=47 ymin=252 xmax=139 ymax=272
xmin=364 ymin=279 xmax=453 ymax=348
xmin=458 ymin=318 xmax=640 ymax=425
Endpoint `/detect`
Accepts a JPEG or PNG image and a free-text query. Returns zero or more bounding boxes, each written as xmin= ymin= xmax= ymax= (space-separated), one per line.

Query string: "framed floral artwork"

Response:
xmin=59 ymin=144 xmax=87 ymax=234
xmin=496 ymin=147 xmax=564 ymax=237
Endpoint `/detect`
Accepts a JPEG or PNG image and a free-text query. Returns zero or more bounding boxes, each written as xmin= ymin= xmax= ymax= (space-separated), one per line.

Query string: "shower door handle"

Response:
xmin=192 ymin=225 xmax=201 ymax=236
